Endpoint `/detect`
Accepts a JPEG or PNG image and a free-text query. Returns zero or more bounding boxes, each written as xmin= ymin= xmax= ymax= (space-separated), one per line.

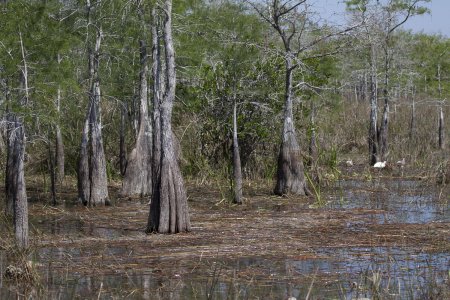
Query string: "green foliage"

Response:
xmin=411 ymin=33 xmax=450 ymax=98
xmin=174 ymin=0 xmax=283 ymax=177
xmin=346 ymin=0 xmax=431 ymax=15
xmin=345 ymin=0 xmax=369 ymax=12
xmin=0 ymin=0 xmax=447 ymax=183
xmin=0 ymin=0 xmax=82 ymax=132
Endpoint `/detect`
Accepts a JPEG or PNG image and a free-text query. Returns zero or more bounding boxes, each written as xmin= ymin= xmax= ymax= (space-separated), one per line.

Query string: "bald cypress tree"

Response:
xmin=147 ymin=0 xmax=190 ymax=234
xmin=77 ymin=0 xmax=109 ymax=206
xmin=120 ymin=4 xmax=152 ymax=198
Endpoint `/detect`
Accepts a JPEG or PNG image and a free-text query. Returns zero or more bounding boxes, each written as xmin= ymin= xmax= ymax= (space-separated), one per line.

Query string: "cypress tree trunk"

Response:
xmin=368 ymin=44 xmax=379 ymax=165
xmin=55 ymin=53 xmax=65 ymax=184
xmin=120 ymin=34 xmax=152 ymax=198
xmin=309 ymin=102 xmax=318 ymax=166
xmin=8 ymin=116 xmax=28 ymax=249
xmin=409 ymin=93 xmax=415 ymax=140
xmin=364 ymin=72 xmax=368 ymax=102
xmin=5 ymin=114 xmax=14 ymax=217
xmin=89 ymin=28 xmax=109 ymax=206
xmin=274 ymin=55 xmax=309 ymax=196
xmin=78 ymin=26 xmax=109 ymax=206
xmin=2 ymin=82 xmax=12 ymax=216
xmin=7 ymin=32 xmax=29 ymax=248
xmin=438 ymin=105 xmax=445 ymax=150
xmin=437 ymin=65 xmax=445 ymax=150
xmin=378 ymin=45 xmax=390 ymax=162
xmin=48 ymin=141 xmax=57 ymax=206
xmin=78 ymin=0 xmax=93 ymax=205
xmin=232 ymin=100 xmax=242 ymax=204
xmin=55 ymin=86 xmax=65 ymax=184
xmin=147 ymin=0 xmax=190 ymax=233
xmin=150 ymin=5 xmax=162 ymax=206
xmin=0 ymin=114 xmax=5 ymax=158
xmin=308 ymin=102 xmax=319 ymax=183
xmin=55 ymin=125 xmax=64 ymax=183
xmin=119 ymin=104 xmax=127 ymax=176
xmin=78 ymin=107 xmax=90 ymax=205
xmin=89 ymin=79 xmax=109 ymax=206
xmin=379 ymin=98 xmax=389 ymax=161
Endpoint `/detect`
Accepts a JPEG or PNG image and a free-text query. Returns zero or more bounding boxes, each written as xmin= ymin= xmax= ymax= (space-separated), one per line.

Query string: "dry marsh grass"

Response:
xmin=1 ymin=177 xmax=449 ymax=298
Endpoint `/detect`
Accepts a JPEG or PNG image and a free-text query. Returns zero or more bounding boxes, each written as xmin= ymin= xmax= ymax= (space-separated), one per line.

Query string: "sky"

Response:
xmin=311 ymin=0 xmax=449 ymax=37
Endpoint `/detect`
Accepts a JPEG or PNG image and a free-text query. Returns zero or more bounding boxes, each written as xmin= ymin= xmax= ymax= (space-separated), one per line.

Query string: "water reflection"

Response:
xmin=30 ymin=215 xmax=141 ymax=239
xmin=1 ymin=179 xmax=449 ymax=299
xmin=330 ymin=179 xmax=449 ymax=224
xmin=1 ymin=245 xmax=448 ymax=299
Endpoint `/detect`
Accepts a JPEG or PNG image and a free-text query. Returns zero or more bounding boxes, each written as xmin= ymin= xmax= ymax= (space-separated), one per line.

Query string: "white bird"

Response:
xmin=396 ymin=158 xmax=405 ymax=167
xmin=373 ymin=161 xmax=387 ymax=168
xmin=345 ymin=160 xmax=354 ymax=167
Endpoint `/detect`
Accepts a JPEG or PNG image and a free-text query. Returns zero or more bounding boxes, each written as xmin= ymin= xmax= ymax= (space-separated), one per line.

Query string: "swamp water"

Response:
xmin=1 ymin=179 xmax=449 ymax=299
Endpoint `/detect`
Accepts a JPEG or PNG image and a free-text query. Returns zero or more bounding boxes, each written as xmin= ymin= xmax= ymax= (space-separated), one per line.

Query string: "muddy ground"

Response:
xmin=1 ymin=171 xmax=449 ymax=299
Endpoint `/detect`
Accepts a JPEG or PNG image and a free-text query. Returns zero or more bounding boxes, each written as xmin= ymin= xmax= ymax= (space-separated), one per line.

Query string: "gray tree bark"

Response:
xmin=438 ymin=105 xmax=445 ymax=150
xmin=55 ymin=125 xmax=64 ymax=184
xmin=0 ymin=113 xmax=5 ymax=159
xmin=147 ymin=0 xmax=190 ymax=233
xmin=89 ymin=78 xmax=109 ymax=206
xmin=378 ymin=40 xmax=390 ymax=162
xmin=77 ymin=0 xmax=93 ymax=205
xmin=10 ymin=117 xmax=28 ymax=249
xmin=120 ymin=25 xmax=152 ymax=198
xmin=55 ymin=85 xmax=65 ymax=185
xmin=409 ymin=87 xmax=416 ymax=141
xmin=368 ymin=44 xmax=379 ymax=166
xmin=48 ymin=141 xmax=57 ymax=206
xmin=55 ymin=53 xmax=65 ymax=184
xmin=308 ymin=102 xmax=318 ymax=166
xmin=5 ymin=114 xmax=14 ymax=217
xmin=2 ymin=80 xmax=12 ymax=216
xmin=379 ymin=95 xmax=389 ymax=161
xmin=78 ymin=20 xmax=109 ymax=206
xmin=308 ymin=102 xmax=319 ymax=183
xmin=232 ymin=99 xmax=242 ymax=204
xmin=437 ymin=65 xmax=445 ymax=150
xmin=150 ymin=4 xmax=162 ymax=206
xmin=78 ymin=106 xmax=91 ymax=205
xmin=274 ymin=55 xmax=309 ymax=196
xmin=119 ymin=104 xmax=127 ymax=176
xmin=9 ymin=31 xmax=29 ymax=248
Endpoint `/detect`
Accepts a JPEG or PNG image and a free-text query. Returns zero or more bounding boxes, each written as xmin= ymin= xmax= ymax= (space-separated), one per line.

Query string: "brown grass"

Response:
xmin=1 ymin=167 xmax=449 ymax=298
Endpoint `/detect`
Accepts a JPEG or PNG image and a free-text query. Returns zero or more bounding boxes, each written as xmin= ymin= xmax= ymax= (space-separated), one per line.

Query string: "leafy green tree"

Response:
xmin=173 ymin=0 xmax=281 ymax=183
xmin=0 ymin=0 xmax=81 ymax=247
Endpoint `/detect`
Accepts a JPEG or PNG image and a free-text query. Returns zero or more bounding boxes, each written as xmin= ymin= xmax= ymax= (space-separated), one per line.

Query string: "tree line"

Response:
xmin=1 ymin=0 xmax=448 ymax=248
